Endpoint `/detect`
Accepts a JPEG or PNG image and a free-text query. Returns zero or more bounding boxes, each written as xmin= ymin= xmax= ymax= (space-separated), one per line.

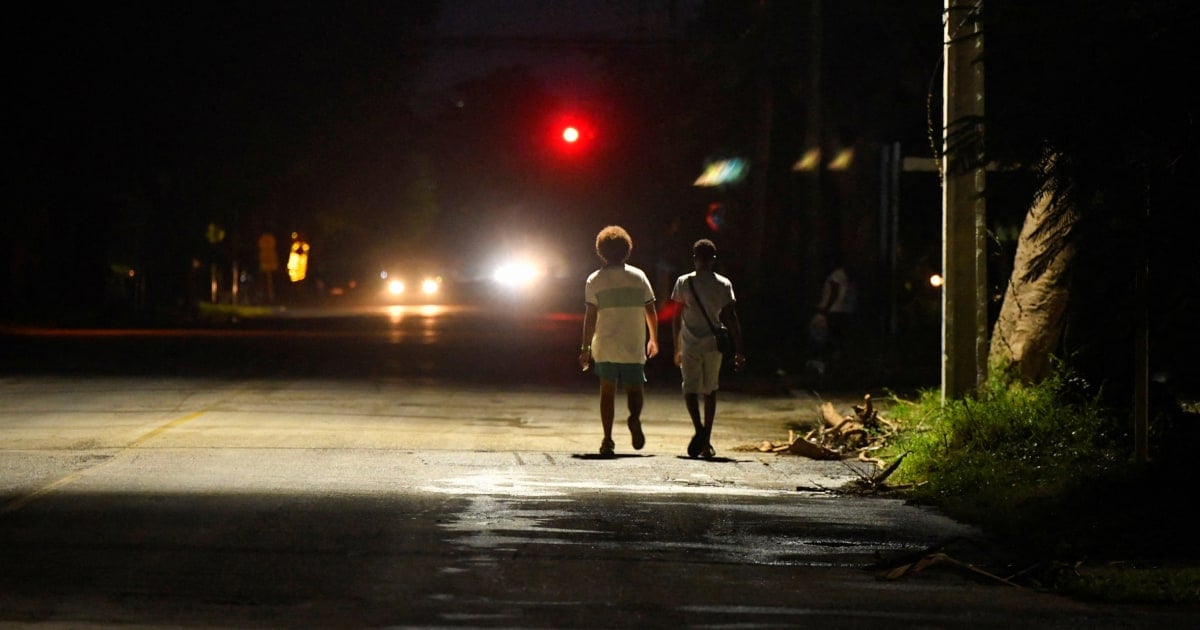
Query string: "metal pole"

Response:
xmin=1133 ymin=212 xmax=1150 ymax=463
xmin=881 ymin=142 xmax=900 ymax=349
xmin=804 ymin=0 xmax=825 ymax=298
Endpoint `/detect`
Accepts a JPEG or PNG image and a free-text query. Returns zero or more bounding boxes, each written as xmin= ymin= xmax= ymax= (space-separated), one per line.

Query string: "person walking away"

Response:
xmin=815 ymin=260 xmax=857 ymax=366
xmin=670 ymin=239 xmax=745 ymax=459
xmin=579 ymin=226 xmax=660 ymax=457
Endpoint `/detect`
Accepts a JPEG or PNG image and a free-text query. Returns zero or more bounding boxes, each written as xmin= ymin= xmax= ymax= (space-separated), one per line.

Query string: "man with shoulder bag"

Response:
xmin=669 ymin=239 xmax=746 ymax=459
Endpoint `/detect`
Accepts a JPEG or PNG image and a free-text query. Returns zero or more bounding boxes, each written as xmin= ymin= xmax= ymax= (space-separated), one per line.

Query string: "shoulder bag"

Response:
xmin=688 ymin=278 xmax=735 ymax=355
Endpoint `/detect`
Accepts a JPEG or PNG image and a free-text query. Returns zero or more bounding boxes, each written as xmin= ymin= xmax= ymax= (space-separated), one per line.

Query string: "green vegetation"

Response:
xmin=196 ymin=302 xmax=282 ymax=320
xmin=879 ymin=370 xmax=1198 ymax=605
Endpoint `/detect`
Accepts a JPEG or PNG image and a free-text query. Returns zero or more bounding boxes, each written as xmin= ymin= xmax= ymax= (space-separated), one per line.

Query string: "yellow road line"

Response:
xmin=129 ymin=410 xmax=206 ymax=447
xmin=1 ymin=409 xmax=208 ymax=515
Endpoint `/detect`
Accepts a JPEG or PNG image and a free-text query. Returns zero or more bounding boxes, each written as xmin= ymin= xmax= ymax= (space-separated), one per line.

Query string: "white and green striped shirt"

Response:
xmin=584 ymin=264 xmax=655 ymax=364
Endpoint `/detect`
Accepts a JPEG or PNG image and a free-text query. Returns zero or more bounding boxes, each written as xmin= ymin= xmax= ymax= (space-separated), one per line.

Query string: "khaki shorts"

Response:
xmin=679 ymin=349 xmax=722 ymax=395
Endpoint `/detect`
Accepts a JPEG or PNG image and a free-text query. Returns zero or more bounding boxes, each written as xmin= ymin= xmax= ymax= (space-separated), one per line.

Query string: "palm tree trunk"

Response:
xmin=988 ymin=182 xmax=1077 ymax=383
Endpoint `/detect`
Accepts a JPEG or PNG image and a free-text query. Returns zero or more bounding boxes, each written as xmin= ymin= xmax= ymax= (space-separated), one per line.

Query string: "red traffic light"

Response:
xmin=550 ymin=113 xmax=595 ymax=155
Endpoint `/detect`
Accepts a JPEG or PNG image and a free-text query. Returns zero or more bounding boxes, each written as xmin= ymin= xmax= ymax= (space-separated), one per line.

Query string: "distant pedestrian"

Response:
xmin=815 ymin=258 xmax=857 ymax=364
xmin=580 ymin=226 xmax=660 ymax=457
xmin=670 ymin=239 xmax=745 ymax=459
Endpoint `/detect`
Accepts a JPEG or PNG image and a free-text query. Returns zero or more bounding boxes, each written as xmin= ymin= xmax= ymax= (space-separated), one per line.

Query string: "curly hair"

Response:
xmin=595 ymin=225 xmax=632 ymax=265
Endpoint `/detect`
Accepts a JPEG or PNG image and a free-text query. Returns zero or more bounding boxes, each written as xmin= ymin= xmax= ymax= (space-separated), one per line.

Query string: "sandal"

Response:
xmin=599 ymin=438 xmax=616 ymax=456
xmin=687 ymin=432 xmax=704 ymax=458
xmin=701 ymin=443 xmax=716 ymax=459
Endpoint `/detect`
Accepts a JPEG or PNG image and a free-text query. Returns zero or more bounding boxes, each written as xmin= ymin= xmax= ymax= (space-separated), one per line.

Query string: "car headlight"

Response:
xmin=492 ymin=262 xmax=542 ymax=288
xmin=420 ymin=277 xmax=441 ymax=296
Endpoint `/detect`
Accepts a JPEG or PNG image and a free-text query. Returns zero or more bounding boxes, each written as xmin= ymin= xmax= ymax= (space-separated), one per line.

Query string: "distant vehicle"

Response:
xmin=479 ymin=249 xmax=581 ymax=313
xmin=375 ymin=260 xmax=448 ymax=305
xmin=491 ymin=256 xmax=548 ymax=292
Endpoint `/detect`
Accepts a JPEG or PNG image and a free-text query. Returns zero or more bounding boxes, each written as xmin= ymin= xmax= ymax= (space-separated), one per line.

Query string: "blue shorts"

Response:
xmin=594 ymin=362 xmax=647 ymax=388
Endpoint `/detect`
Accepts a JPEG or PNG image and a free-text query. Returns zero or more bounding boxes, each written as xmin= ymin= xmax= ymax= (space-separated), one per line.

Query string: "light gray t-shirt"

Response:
xmin=670 ymin=270 xmax=735 ymax=353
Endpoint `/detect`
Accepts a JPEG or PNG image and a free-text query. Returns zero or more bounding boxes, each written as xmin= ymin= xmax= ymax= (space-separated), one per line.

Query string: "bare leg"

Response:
xmin=684 ymin=393 xmax=702 ymax=433
xmin=626 ymin=385 xmax=644 ymax=421
xmin=703 ymin=392 xmax=717 ymax=435
xmin=623 ymin=385 xmax=647 ymax=450
xmin=684 ymin=392 xmax=706 ymax=457
xmin=599 ymin=379 xmax=617 ymax=442
xmin=700 ymin=392 xmax=718 ymax=456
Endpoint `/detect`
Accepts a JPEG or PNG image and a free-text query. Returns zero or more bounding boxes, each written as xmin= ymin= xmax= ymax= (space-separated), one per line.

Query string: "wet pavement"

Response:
xmin=3 ymin=375 xmax=1197 ymax=628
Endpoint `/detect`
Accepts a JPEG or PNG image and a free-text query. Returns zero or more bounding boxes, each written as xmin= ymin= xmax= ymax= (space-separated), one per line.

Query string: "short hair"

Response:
xmin=595 ymin=225 xmax=633 ymax=264
xmin=692 ymin=239 xmax=717 ymax=261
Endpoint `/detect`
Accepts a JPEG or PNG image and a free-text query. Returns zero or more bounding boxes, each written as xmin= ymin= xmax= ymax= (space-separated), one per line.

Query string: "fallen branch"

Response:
xmin=872 ymin=451 xmax=908 ymax=485
xmin=878 ymin=552 xmax=1022 ymax=587
xmin=766 ymin=395 xmax=899 ymax=463
xmin=784 ymin=435 xmax=842 ymax=460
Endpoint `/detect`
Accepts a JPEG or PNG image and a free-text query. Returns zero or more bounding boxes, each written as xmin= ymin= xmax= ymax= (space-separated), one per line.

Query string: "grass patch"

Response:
xmin=1062 ymin=565 xmax=1200 ymax=605
xmin=877 ymin=369 xmax=1199 ymax=605
xmin=197 ymin=302 xmax=281 ymax=320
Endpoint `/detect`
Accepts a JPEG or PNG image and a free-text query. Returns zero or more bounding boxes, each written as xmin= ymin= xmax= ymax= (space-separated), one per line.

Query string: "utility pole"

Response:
xmin=942 ymin=0 xmax=987 ymax=401
xmin=803 ymin=0 xmax=825 ymax=302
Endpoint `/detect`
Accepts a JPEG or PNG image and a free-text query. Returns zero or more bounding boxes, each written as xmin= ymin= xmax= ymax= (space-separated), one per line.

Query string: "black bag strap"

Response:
xmin=687 ymin=277 xmax=721 ymax=336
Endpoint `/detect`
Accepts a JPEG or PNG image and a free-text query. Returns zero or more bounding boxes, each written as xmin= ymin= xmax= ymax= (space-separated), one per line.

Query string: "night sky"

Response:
xmin=418 ymin=0 xmax=695 ymax=94
xmin=15 ymin=2 xmax=438 ymax=208
xmin=13 ymin=0 xmax=693 ymax=190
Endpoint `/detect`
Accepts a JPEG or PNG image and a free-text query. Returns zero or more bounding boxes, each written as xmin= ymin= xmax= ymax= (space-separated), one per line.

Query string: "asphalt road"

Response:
xmin=1 ymin=315 xmax=1195 ymax=628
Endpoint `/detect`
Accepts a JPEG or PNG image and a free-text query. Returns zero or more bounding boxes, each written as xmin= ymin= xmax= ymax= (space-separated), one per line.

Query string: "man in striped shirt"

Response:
xmin=579 ymin=225 xmax=660 ymax=457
